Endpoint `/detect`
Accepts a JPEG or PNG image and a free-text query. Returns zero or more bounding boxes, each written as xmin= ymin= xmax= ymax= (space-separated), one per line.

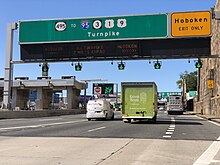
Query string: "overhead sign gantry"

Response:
xmin=19 ymin=11 xmax=211 ymax=62
xmin=2 ymin=10 xmax=213 ymax=109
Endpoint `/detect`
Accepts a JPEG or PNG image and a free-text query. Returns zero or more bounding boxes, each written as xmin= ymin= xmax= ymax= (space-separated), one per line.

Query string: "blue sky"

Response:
xmin=0 ymin=0 xmax=216 ymax=94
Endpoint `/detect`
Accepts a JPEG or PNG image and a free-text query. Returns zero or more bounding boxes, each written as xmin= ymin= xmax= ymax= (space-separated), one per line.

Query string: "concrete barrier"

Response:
xmin=0 ymin=109 xmax=86 ymax=119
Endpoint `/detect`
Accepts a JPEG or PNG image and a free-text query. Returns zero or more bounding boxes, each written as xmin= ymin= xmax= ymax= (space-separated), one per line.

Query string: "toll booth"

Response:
xmin=9 ymin=76 xmax=85 ymax=110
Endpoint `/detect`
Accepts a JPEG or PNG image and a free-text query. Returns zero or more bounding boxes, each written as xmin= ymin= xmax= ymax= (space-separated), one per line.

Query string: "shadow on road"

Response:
xmin=130 ymin=120 xmax=203 ymax=125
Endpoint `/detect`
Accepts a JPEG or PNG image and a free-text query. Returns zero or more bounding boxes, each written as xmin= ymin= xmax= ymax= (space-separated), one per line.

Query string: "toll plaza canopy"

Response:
xmin=19 ymin=11 xmax=212 ymax=62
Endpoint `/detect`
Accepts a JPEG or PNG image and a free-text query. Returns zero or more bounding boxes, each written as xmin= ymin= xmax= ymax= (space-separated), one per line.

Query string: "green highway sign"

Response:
xmin=189 ymin=91 xmax=196 ymax=97
xmin=19 ymin=14 xmax=168 ymax=44
xmin=158 ymin=92 xmax=182 ymax=99
xmin=104 ymin=86 xmax=113 ymax=94
xmin=93 ymin=83 xmax=114 ymax=95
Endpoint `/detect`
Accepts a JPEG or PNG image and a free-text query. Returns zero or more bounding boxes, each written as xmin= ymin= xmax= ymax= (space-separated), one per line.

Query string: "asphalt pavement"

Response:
xmin=0 ymin=111 xmax=219 ymax=164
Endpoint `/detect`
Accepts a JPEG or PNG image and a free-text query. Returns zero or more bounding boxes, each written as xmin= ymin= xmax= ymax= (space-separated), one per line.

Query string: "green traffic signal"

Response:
xmin=154 ymin=62 xmax=161 ymax=69
xmin=195 ymin=61 xmax=202 ymax=68
xmin=104 ymin=86 xmax=113 ymax=94
xmin=75 ymin=64 xmax=82 ymax=71
xmin=42 ymin=65 xmax=49 ymax=72
xmin=118 ymin=63 xmax=125 ymax=70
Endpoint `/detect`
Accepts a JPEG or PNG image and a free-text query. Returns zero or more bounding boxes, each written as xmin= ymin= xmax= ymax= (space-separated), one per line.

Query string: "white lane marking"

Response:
xmin=88 ymin=126 xmax=106 ymax=132
xmin=208 ymin=120 xmax=220 ymax=127
xmin=195 ymin=115 xmax=206 ymax=120
xmin=0 ymin=120 xmax=87 ymax=131
xmin=168 ymin=127 xmax=175 ymax=130
xmin=211 ymin=160 xmax=220 ymax=163
xmin=39 ymin=118 xmax=63 ymax=121
xmin=163 ymin=135 xmax=171 ymax=138
xmin=171 ymin=116 xmax=175 ymax=120
xmin=195 ymin=115 xmax=220 ymax=127
xmin=165 ymin=132 xmax=173 ymax=135
xmin=193 ymin=135 xmax=220 ymax=165
xmin=163 ymin=117 xmax=175 ymax=138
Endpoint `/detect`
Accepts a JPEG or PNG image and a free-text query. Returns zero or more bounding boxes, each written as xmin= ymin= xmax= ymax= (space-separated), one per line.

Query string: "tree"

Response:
xmin=176 ymin=70 xmax=197 ymax=92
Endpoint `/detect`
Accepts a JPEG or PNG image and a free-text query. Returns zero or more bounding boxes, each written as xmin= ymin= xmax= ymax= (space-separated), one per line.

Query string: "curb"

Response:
xmin=184 ymin=112 xmax=220 ymax=124
xmin=196 ymin=114 xmax=220 ymax=124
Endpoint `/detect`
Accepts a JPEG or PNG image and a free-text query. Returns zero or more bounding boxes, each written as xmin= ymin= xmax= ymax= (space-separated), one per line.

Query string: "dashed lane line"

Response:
xmin=165 ymin=132 xmax=173 ymax=135
xmin=163 ymin=135 xmax=171 ymax=138
xmin=163 ymin=117 xmax=175 ymax=139
xmin=88 ymin=126 xmax=106 ymax=132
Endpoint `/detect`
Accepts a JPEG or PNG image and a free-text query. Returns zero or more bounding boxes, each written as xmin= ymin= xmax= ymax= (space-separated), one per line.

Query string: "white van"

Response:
xmin=86 ymin=99 xmax=114 ymax=121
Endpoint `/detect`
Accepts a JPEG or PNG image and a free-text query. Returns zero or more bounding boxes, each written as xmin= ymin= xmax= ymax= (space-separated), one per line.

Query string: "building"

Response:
xmin=194 ymin=0 xmax=220 ymax=117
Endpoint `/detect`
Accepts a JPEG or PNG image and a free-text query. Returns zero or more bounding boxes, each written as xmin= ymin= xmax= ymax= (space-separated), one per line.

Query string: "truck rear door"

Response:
xmin=123 ymin=85 xmax=154 ymax=117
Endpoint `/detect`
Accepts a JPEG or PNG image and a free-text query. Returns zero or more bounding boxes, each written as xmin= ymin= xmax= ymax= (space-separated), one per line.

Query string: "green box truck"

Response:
xmin=121 ymin=82 xmax=158 ymax=123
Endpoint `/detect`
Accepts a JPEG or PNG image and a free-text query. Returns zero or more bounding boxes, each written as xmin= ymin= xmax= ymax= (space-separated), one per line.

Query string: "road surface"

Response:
xmin=0 ymin=110 xmax=219 ymax=165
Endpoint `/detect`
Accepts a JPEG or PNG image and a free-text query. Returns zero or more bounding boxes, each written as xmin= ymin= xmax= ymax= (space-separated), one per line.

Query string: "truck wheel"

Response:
xmin=88 ymin=118 xmax=91 ymax=121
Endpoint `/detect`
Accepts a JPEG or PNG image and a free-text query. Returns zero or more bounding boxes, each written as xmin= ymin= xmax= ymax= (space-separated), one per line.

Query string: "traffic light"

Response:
xmin=154 ymin=61 xmax=161 ymax=69
xmin=103 ymin=84 xmax=113 ymax=94
xmin=42 ymin=64 xmax=49 ymax=72
xmin=195 ymin=60 xmax=202 ymax=68
xmin=118 ymin=62 xmax=125 ymax=70
xmin=75 ymin=63 xmax=82 ymax=71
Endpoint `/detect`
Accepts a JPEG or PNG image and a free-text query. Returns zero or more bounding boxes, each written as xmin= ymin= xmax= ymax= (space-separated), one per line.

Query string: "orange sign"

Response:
xmin=207 ymin=80 xmax=214 ymax=89
xmin=171 ymin=11 xmax=211 ymax=37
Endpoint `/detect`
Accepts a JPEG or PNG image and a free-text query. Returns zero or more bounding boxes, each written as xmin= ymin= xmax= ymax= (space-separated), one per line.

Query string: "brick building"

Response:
xmin=194 ymin=0 xmax=220 ymax=117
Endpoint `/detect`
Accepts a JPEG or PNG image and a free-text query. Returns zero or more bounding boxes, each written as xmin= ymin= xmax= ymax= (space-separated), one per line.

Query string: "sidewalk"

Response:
xmin=185 ymin=111 xmax=220 ymax=124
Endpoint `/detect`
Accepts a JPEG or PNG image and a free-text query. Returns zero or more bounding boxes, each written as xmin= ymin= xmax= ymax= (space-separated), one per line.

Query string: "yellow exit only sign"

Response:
xmin=171 ymin=11 xmax=211 ymax=37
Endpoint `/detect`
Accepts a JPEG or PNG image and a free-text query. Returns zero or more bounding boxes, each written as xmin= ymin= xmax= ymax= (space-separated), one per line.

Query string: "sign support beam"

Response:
xmin=2 ymin=23 xmax=17 ymax=110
